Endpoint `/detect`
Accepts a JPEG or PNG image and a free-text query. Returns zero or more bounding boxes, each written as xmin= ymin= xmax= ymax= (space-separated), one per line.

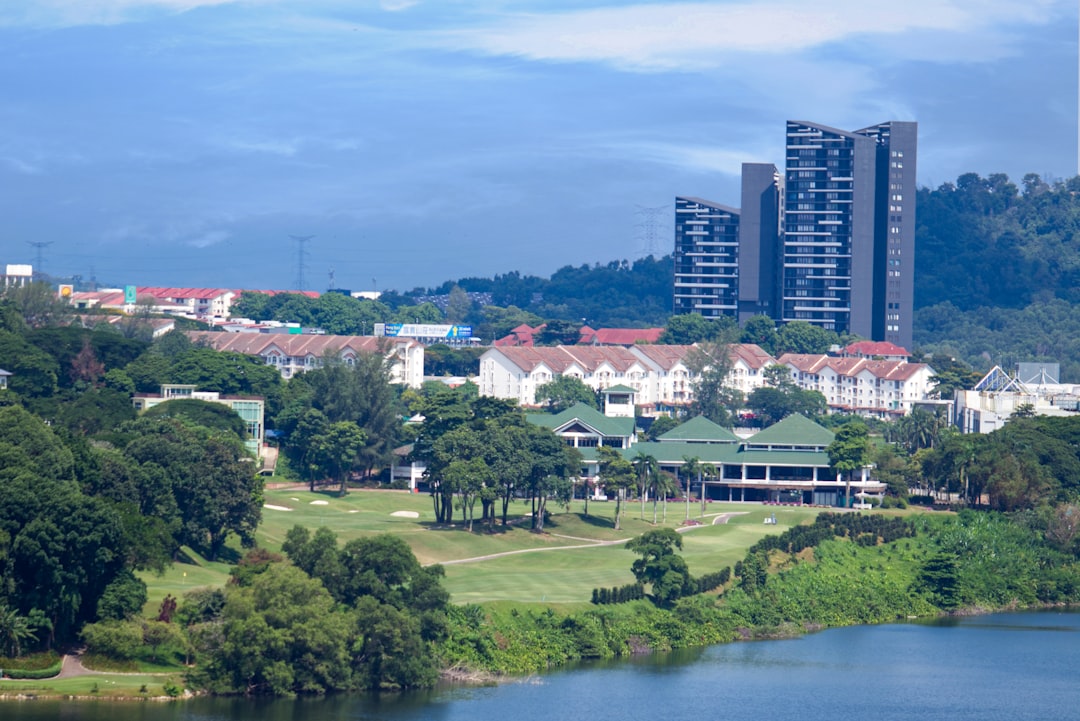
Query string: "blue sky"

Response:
xmin=1 ymin=0 xmax=1076 ymax=293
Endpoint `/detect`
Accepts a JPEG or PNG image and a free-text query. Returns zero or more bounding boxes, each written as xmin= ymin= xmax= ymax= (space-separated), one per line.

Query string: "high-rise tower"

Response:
xmin=782 ymin=120 xmax=916 ymax=347
xmin=673 ymin=196 xmax=740 ymax=318
xmin=673 ymin=120 xmax=915 ymax=347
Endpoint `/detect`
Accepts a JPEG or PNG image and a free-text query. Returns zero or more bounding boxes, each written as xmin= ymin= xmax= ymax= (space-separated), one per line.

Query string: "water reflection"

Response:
xmin=5 ymin=612 xmax=1079 ymax=721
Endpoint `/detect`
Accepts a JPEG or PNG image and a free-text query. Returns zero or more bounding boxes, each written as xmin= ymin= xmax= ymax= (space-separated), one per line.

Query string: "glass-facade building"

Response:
xmin=673 ymin=196 xmax=741 ymax=318
xmin=673 ymin=120 xmax=916 ymax=348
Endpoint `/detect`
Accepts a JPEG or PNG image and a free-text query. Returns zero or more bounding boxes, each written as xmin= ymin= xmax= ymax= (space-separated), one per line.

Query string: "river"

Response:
xmin=4 ymin=611 xmax=1079 ymax=720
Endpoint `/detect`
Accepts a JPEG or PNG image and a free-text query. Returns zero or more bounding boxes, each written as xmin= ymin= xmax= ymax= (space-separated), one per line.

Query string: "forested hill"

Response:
xmin=915 ymin=173 xmax=1080 ymax=310
xmin=403 ymin=172 xmax=1080 ymax=379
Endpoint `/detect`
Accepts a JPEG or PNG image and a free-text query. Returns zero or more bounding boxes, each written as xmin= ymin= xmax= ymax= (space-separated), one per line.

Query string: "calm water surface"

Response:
xmin=5 ymin=611 xmax=1079 ymax=721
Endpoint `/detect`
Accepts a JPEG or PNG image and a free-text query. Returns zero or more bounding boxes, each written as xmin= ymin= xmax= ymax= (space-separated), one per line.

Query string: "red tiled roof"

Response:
xmin=728 ymin=343 xmax=776 ymax=370
xmin=843 ymin=341 xmax=910 ymax=358
xmin=138 ymin=287 xmax=234 ymax=301
xmin=185 ymin=331 xmax=416 ymax=357
xmin=490 ymin=345 xmax=645 ymax=374
xmin=583 ymin=328 xmax=664 ymax=345
xmin=778 ymin=353 xmax=930 ymax=381
xmin=630 ymin=344 xmax=693 ymax=369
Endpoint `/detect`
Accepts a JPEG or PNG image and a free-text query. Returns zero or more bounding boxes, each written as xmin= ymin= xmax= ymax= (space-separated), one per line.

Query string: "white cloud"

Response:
xmin=592 ymin=140 xmax=757 ymax=175
xmin=379 ymin=0 xmax=419 ymax=10
xmin=0 ymin=0 xmax=270 ymax=27
xmin=187 ymin=229 xmax=232 ymax=248
xmin=432 ymin=0 xmax=1070 ymax=70
xmin=1 ymin=156 xmax=42 ymax=175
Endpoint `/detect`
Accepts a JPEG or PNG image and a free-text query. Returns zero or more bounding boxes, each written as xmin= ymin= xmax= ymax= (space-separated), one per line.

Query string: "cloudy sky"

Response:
xmin=1 ymin=0 xmax=1076 ymax=293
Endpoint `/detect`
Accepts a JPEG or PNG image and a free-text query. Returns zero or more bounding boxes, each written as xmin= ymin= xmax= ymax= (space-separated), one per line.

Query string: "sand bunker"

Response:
xmin=310 ymin=500 xmax=329 ymax=506
xmin=391 ymin=510 xmax=420 ymax=518
xmin=264 ymin=504 xmax=293 ymax=511
xmin=348 ymin=510 xmax=359 ymax=514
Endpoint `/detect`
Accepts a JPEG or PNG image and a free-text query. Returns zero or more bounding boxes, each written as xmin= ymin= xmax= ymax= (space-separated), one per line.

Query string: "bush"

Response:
xmin=81 ymin=620 xmax=144 ymax=660
xmin=2 ymin=658 xmax=62 ymax=679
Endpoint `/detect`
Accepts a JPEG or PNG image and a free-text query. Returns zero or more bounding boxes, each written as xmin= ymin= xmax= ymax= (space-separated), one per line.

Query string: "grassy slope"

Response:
xmin=140 ymin=490 xmax=827 ymax=612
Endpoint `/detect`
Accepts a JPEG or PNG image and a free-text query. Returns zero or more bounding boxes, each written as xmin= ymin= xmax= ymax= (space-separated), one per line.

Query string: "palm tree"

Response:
xmin=682 ymin=456 xmax=702 ymax=521
xmin=0 ymin=605 xmax=37 ymax=658
xmin=633 ymin=451 xmax=660 ymax=520
xmin=700 ymin=463 xmax=717 ymax=517
xmin=649 ymin=470 xmax=676 ymax=524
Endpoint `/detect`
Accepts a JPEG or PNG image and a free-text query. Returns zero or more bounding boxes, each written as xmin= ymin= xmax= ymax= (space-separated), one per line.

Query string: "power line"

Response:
xmin=26 ymin=241 xmax=52 ymax=280
xmin=634 ymin=204 xmax=668 ymax=258
xmin=289 ymin=235 xmax=315 ymax=291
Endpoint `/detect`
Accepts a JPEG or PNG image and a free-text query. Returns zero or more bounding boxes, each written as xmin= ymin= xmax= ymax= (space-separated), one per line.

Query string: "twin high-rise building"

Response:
xmin=674 ymin=120 xmax=916 ymax=349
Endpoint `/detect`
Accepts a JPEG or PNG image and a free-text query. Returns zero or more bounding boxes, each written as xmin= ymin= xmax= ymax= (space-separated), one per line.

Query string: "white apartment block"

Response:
xmin=186 ymin=331 xmax=425 ymax=388
xmin=478 ymin=343 xmax=775 ymax=410
xmin=777 ymin=353 xmax=936 ymax=417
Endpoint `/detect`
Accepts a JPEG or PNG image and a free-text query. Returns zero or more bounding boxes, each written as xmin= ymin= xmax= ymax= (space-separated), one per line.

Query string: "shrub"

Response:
xmin=81 ymin=620 xmax=144 ymax=660
xmin=2 ymin=658 xmax=62 ymax=679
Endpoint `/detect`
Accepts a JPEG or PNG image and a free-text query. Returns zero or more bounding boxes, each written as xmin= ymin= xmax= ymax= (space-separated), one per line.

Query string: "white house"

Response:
xmin=478 ymin=343 xmax=776 ymax=411
xmin=186 ymin=331 xmax=425 ymax=388
xmin=777 ymin=353 xmax=936 ymax=417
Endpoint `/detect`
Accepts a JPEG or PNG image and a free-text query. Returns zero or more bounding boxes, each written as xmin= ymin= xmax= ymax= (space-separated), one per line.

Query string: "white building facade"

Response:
xmin=478 ymin=343 xmax=776 ymax=411
xmin=777 ymin=353 xmax=936 ymax=417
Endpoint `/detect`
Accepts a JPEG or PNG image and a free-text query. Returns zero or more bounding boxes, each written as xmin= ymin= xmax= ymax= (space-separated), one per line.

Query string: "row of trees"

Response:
xmin=411 ymin=388 xmax=581 ymax=531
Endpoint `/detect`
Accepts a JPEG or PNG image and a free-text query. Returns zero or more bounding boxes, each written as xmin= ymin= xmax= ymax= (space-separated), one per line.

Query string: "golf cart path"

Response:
xmin=438 ymin=511 xmax=749 ymax=566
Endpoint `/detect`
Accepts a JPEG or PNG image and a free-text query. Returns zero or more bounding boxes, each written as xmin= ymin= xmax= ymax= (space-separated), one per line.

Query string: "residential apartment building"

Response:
xmin=478 ymin=343 xmax=776 ymax=411
xmin=674 ymin=120 xmax=916 ymax=348
xmin=784 ymin=121 xmax=916 ymax=348
xmin=185 ymin=331 xmax=425 ymax=388
xmin=673 ymin=197 xmax=741 ymax=318
xmin=777 ymin=353 xmax=935 ymax=417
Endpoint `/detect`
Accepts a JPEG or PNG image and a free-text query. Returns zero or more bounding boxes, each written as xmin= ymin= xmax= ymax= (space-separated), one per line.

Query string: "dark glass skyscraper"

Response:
xmin=672 ymin=120 xmax=916 ymax=347
xmin=783 ymin=120 xmax=916 ymax=348
xmin=673 ymin=196 xmax=740 ymax=318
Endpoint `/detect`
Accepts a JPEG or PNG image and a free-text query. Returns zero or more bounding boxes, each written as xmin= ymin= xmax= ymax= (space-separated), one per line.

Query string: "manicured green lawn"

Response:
xmin=0 ymin=674 xmax=181 ymax=699
xmin=141 ymin=489 xmax=830 ymax=610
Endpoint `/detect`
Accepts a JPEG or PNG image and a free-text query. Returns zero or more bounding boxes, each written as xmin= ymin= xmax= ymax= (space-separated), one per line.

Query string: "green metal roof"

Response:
xmin=526 ymin=402 xmax=636 ymax=439
xmin=743 ymin=414 xmax=834 ymax=448
xmin=624 ymin=440 xmax=739 ymax=465
xmin=620 ymin=441 xmax=830 ymax=468
xmin=604 ymin=384 xmax=637 ymax=394
xmin=656 ymin=415 xmax=739 ymax=444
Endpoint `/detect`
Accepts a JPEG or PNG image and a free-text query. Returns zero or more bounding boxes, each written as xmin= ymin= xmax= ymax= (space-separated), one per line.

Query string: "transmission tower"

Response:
xmin=26 ymin=241 xmax=53 ymax=280
xmin=289 ymin=235 xmax=315 ymax=291
xmin=634 ymin=205 xmax=668 ymax=258
xmin=328 ymin=267 xmax=336 ymax=291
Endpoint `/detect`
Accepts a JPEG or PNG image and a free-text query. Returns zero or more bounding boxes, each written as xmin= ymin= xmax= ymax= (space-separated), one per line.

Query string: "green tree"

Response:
xmin=2 ymin=281 xmax=72 ymax=329
xmin=304 ymin=350 xmax=400 ymax=479
xmin=645 ymin=414 xmax=679 ymax=441
xmin=686 ymin=340 xmax=742 ymax=426
xmin=632 ymin=451 xmax=660 ymax=521
xmin=625 ymin=528 xmax=693 ymax=606
xmin=203 ymin=563 xmax=353 ymax=695
xmin=660 ymin=313 xmax=736 ymax=345
xmin=0 ymin=604 xmax=38 ymax=658
xmin=597 ymin=446 xmax=634 ymax=530
xmin=775 ymin=321 xmax=838 ymax=354
xmin=535 ymin=375 xmax=598 ymax=412
xmin=681 ymin=456 xmax=704 ymax=521
xmin=445 ymin=285 xmax=472 ymax=324
xmin=143 ymin=398 xmax=247 ymax=442
xmin=96 ymin=569 xmax=148 ymax=621
xmin=310 ymin=421 xmax=368 ymax=496
xmin=740 ymin=315 xmax=779 ymax=355
xmin=827 ymin=421 xmax=871 ymax=508
xmin=535 ymin=319 xmax=582 ymax=346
